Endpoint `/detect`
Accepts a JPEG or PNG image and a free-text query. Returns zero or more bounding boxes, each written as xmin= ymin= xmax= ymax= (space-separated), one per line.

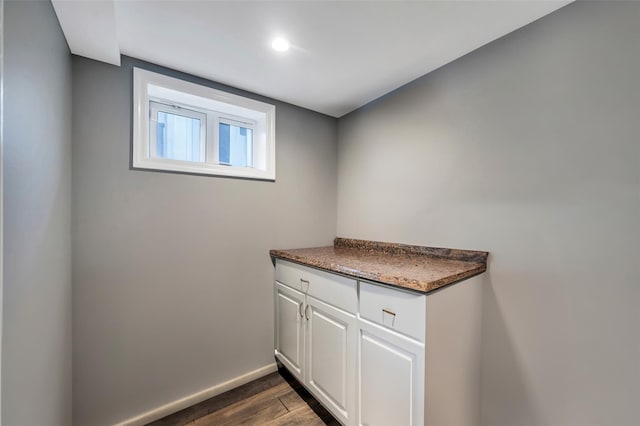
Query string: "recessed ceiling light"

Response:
xmin=271 ymin=37 xmax=290 ymax=52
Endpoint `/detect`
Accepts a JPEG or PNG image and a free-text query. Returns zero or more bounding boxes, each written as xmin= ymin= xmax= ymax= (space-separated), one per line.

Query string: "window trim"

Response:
xmin=133 ymin=68 xmax=276 ymax=180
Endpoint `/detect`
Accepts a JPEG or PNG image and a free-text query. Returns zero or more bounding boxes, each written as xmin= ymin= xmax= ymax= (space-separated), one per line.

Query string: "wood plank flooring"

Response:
xmin=148 ymin=368 xmax=339 ymax=426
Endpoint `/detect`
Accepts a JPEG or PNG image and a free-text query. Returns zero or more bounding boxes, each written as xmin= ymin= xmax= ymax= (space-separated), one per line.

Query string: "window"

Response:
xmin=133 ymin=68 xmax=275 ymax=180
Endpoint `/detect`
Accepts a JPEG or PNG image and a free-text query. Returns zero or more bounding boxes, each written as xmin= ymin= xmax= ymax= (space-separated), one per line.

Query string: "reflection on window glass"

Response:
xmin=156 ymin=111 xmax=203 ymax=162
xmin=219 ymin=122 xmax=253 ymax=167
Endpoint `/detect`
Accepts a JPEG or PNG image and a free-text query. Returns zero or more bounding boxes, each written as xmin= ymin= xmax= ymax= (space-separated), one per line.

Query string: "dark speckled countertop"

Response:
xmin=270 ymin=238 xmax=488 ymax=294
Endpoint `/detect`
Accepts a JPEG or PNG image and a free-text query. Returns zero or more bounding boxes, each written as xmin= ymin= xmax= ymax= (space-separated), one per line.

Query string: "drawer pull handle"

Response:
xmin=300 ymin=278 xmax=310 ymax=291
xmin=382 ymin=308 xmax=396 ymax=317
xmin=299 ymin=303 xmax=304 ymax=318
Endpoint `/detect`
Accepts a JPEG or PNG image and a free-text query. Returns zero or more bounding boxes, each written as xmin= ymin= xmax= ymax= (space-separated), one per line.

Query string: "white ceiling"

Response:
xmin=52 ymin=0 xmax=572 ymax=117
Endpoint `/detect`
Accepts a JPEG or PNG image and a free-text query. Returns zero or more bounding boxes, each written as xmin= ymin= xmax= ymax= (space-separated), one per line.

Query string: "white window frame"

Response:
xmin=133 ymin=68 xmax=276 ymax=180
xmin=149 ymin=100 xmax=207 ymax=162
xmin=217 ymin=116 xmax=255 ymax=167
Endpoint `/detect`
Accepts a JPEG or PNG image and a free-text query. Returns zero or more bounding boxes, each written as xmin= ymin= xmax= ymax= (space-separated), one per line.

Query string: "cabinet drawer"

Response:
xmin=275 ymin=260 xmax=357 ymax=313
xmin=275 ymin=260 xmax=306 ymax=292
xmin=359 ymin=281 xmax=426 ymax=342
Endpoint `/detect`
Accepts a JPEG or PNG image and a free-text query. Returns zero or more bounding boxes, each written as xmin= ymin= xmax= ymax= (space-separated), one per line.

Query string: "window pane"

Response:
xmin=219 ymin=122 xmax=253 ymax=167
xmin=156 ymin=111 xmax=203 ymax=162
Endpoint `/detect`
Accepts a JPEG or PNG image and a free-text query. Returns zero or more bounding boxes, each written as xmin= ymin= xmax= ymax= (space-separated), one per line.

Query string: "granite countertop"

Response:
xmin=270 ymin=238 xmax=488 ymax=294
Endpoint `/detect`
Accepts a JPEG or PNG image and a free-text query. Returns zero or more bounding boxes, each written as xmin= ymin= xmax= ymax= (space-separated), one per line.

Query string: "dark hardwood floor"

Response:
xmin=148 ymin=368 xmax=340 ymax=425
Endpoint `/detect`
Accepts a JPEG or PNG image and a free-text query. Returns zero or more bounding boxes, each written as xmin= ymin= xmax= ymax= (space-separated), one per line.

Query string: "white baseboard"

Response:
xmin=114 ymin=363 xmax=278 ymax=426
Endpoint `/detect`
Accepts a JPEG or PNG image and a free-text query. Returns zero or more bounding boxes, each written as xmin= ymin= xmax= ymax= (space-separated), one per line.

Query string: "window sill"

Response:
xmin=132 ymin=158 xmax=276 ymax=181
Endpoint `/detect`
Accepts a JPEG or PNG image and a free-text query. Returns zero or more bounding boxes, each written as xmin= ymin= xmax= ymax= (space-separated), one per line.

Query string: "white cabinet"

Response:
xmin=273 ymin=259 xmax=483 ymax=426
xmin=274 ymin=260 xmax=357 ymax=426
xmin=358 ymin=281 xmax=427 ymax=425
xmin=358 ymin=317 xmax=424 ymax=426
xmin=274 ymin=282 xmax=305 ymax=382
xmin=357 ymin=279 xmax=483 ymax=426
xmin=306 ymin=295 xmax=356 ymax=423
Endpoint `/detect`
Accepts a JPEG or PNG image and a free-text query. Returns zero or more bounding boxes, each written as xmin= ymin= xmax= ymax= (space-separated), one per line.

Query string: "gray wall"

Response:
xmin=2 ymin=0 xmax=73 ymax=424
xmin=72 ymin=56 xmax=338 ymax=425
xmin=337 ymin=2 xmax=639 ymax=425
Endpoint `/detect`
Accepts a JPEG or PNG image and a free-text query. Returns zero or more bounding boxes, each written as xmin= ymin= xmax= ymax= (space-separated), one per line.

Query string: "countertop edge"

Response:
xmin=269 ymin=249 xmax=487 ymax=294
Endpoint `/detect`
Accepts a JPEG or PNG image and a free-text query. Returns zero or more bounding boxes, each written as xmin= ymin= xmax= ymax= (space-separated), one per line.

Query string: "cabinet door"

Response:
xmin=358 ymin=319 xmax=424 ymax=426
xmin=275 ymin=282 xmax=305 ymax=382
xmin=306 ymin=295 xmax=357 ymax=426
